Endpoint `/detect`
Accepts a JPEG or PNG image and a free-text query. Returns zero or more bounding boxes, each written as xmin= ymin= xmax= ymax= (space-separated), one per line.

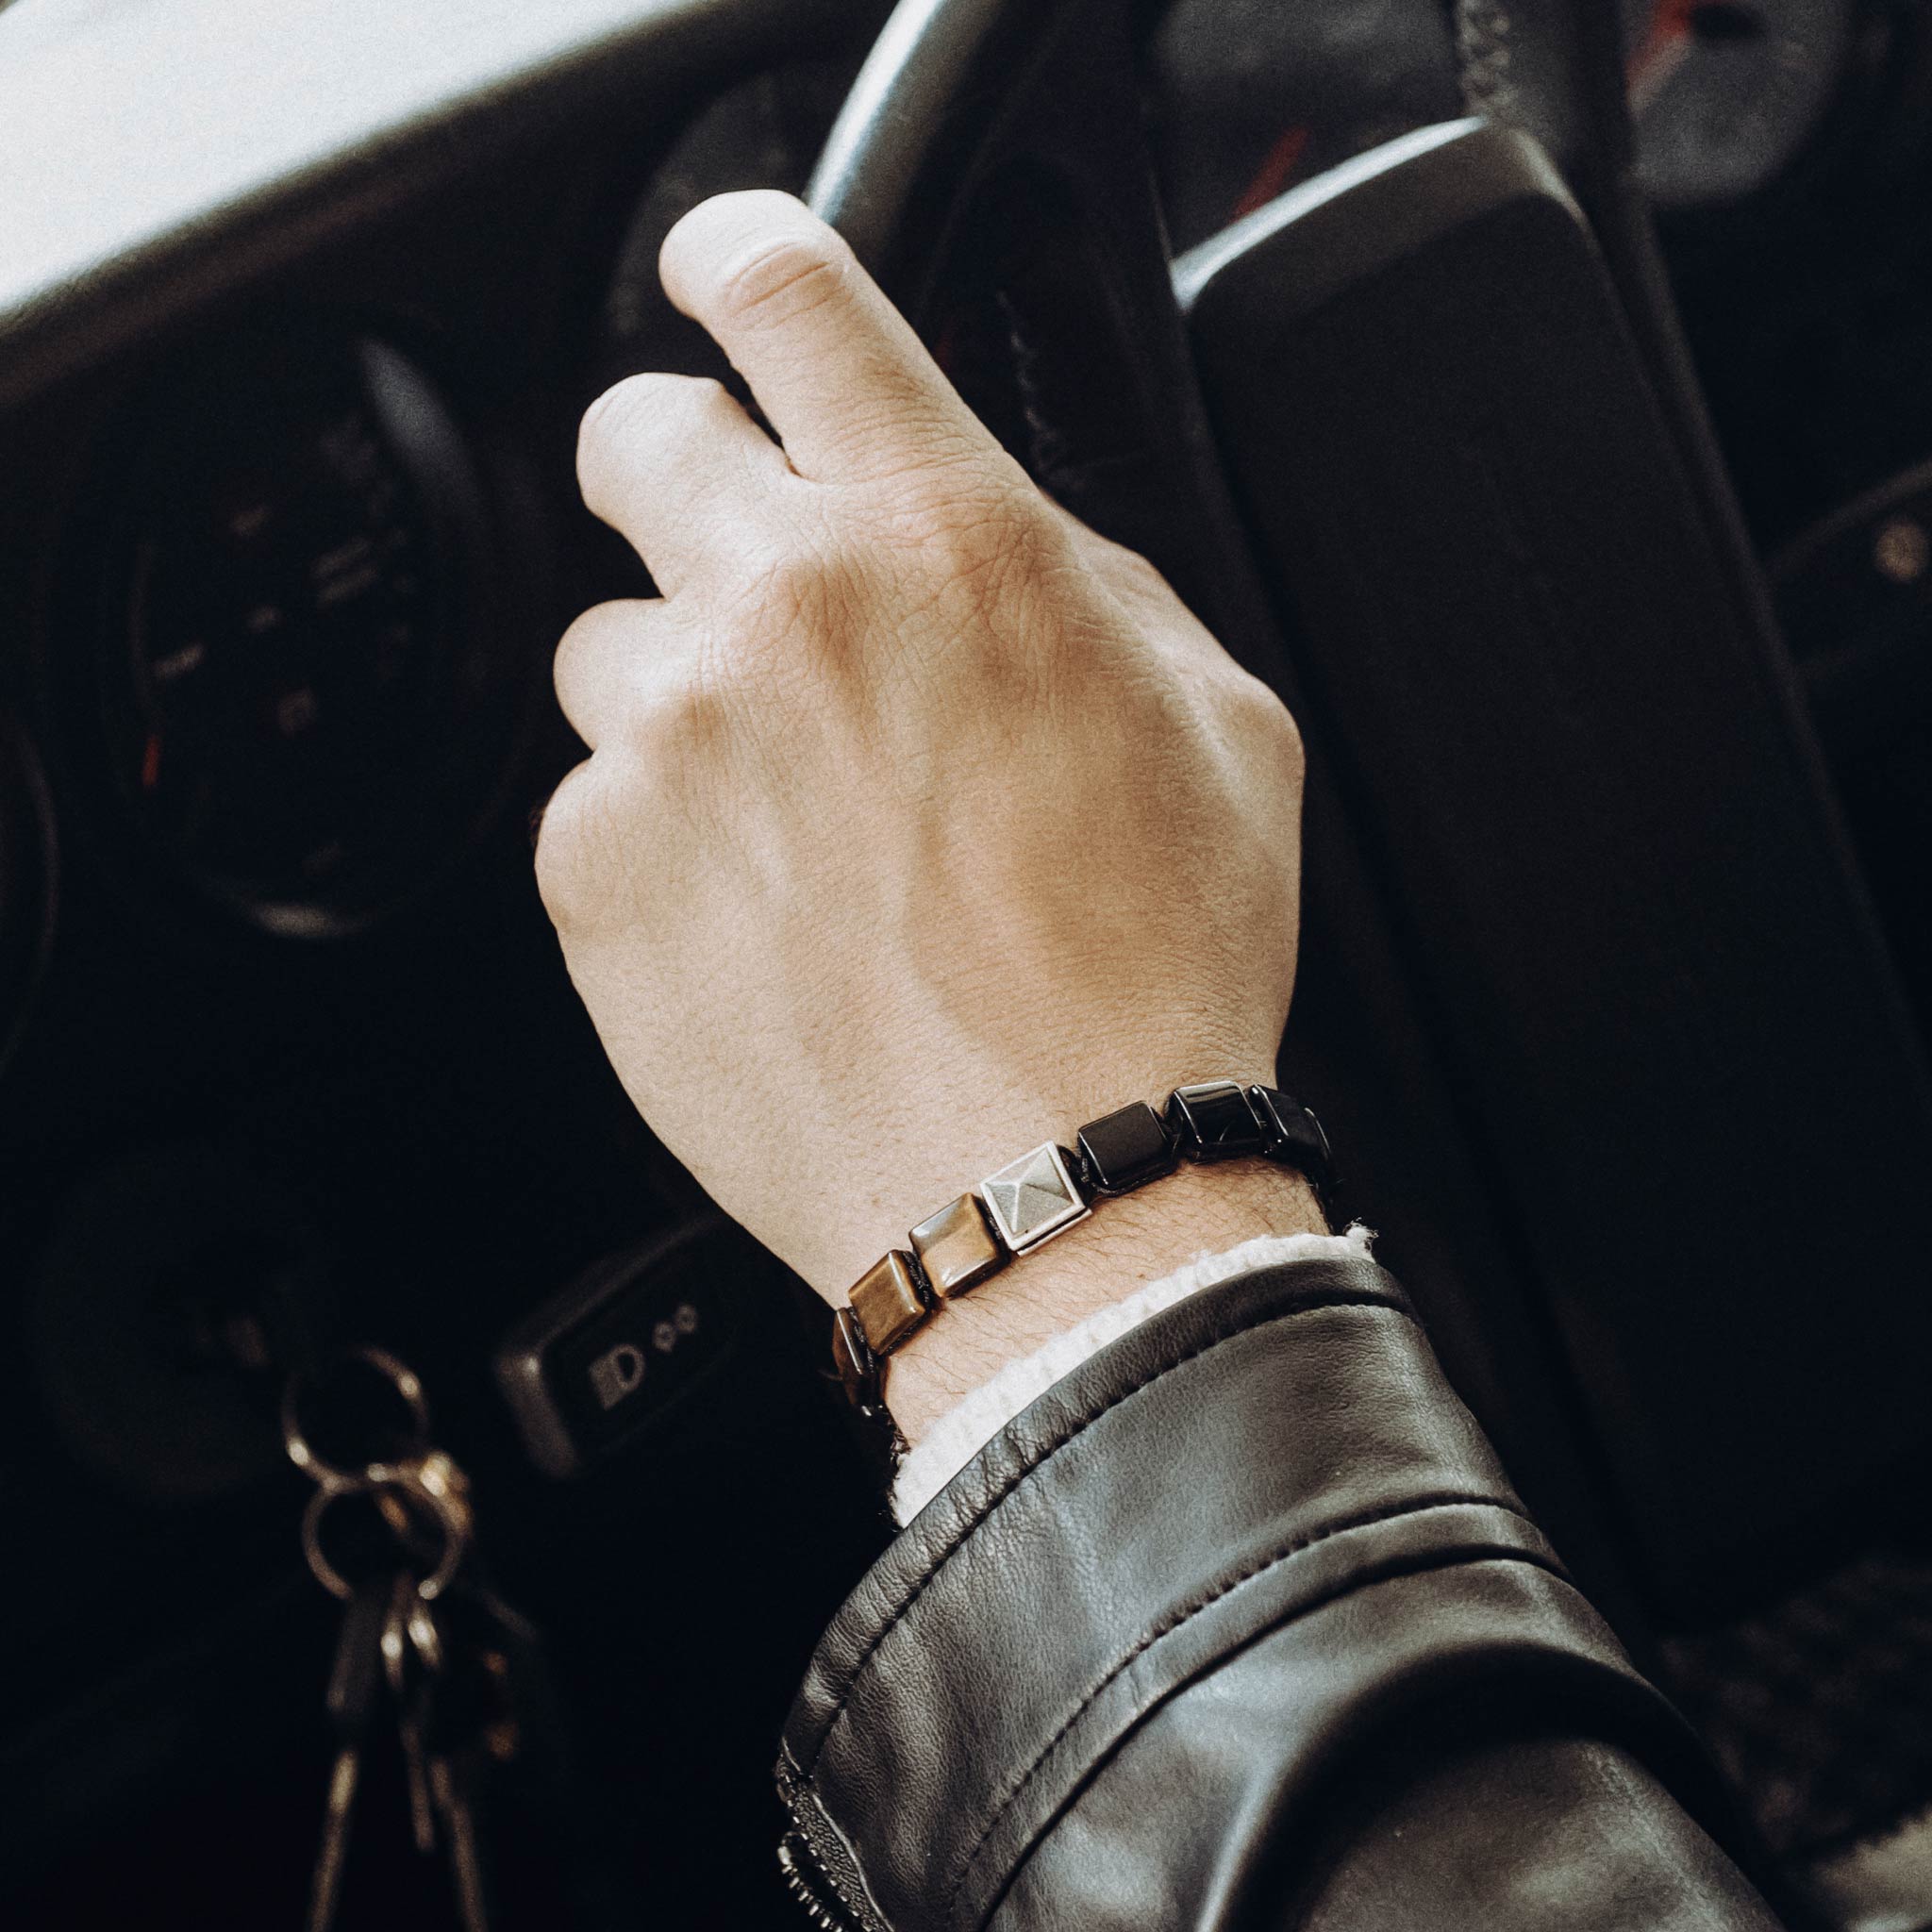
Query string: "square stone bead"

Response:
xmin=1248 ymin=1085 xmax=1333 ymax=1187
xmin=830 ymin=1306 xmax=882 ymax=1413
xmin=848 ymin=1251 xmax=933 ymax=1356
xmin=1076 ymin=1101 xmax=1178 ymax=1196
xmin=980 ymin=1141 xmax=1090 ymax=1255
xmin=909 ymin=1192 xmax=1008 ymax=1299
xmin=1167 ymin=1080 xmax=1266 ymax=1161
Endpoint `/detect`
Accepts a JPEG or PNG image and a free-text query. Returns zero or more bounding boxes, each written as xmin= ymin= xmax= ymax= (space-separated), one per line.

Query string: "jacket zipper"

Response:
xmin=777 ymin=1827 xmax=863 ymax=1931
xmin=774 ymin=1759 xmax=886 ymax=1932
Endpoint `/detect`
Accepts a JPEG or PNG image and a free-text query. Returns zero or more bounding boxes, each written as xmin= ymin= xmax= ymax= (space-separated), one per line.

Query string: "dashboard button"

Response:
xmin=494 ymin=1221 xmax=746 ymax=1479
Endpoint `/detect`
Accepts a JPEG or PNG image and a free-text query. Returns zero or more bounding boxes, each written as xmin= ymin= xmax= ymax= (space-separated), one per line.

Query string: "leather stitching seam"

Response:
xmin=946 ymin=1512 xmax=1557 ymax=1921
xmin=800 ymin=1288 xmax=1420 ymax=1779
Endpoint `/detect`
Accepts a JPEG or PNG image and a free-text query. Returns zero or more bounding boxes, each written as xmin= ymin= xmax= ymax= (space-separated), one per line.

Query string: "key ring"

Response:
xmin=301 ymin=1452 xmax=474 ymax=1602
xmin=282 ymin=1346 xmax=433 ymax=1488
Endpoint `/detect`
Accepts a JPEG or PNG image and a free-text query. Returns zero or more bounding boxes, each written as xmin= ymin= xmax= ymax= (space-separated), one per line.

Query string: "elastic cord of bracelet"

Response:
xmin=830 ymin=1081 xmax=1333 ymax=1421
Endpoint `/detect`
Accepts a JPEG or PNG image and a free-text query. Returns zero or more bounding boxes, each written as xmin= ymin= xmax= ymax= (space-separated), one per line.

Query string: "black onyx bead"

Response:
xmin=1248 ymin=1085 xmax=1333 ymax=1187
xmin=1166 ymin=1080 xmax=1266 ymax=1161
xmin=1076 ymin=1102 xmax=1178 ymax=1196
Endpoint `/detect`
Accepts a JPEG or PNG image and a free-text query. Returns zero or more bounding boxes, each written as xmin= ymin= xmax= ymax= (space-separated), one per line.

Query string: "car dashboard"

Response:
xmin=2 ymin=0 xmax=1930 ymax=1924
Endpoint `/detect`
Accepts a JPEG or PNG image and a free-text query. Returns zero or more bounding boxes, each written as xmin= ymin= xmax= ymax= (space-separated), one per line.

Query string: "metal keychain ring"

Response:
xmin=300 ymin=1460 xmax=472 ymax=1603
xmin=281 ymin=1345 xmax=432 ymax=1488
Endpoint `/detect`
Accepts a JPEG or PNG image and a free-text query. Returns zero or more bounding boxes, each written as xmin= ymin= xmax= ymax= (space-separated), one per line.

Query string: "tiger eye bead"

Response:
xmin=847 ymin=1250 xmax=933 ymax=1356
xmin=831 ymin=1307 xmax=882 ymax=1413
xmin=909 ymin=1193 xmax=1008 ymax=1299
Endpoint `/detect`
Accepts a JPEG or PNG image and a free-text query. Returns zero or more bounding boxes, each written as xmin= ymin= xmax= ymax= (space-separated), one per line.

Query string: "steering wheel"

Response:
xmin=801 ymin=0 xmax=1932 ymax=1631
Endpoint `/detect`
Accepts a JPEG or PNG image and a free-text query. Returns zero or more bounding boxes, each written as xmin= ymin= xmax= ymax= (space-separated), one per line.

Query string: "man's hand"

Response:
xmin=539 ymin=192 xmax=1315 ymax=1431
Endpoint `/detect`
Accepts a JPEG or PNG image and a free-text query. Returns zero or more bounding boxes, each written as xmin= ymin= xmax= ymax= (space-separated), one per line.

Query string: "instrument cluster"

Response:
xmin=1620 ymin=0 xmax=1857 ymax=210
xmin=1149 ymin=0 xmax=1889 ymax=252
xmin=71 ymin=320 xmax=535 ymax=940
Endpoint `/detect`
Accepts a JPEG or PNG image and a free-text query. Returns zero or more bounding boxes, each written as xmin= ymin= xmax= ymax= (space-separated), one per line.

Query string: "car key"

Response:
xmin=307 ymin=1577 xmax=388 ymax=1932
xmin=421 ymin=1587 xmax=522 ymax=1932
xmin=383 ymin=1572 xmax=441 ymax=1856
xmin=431 ymin=1749 xmax=493 ymax=1932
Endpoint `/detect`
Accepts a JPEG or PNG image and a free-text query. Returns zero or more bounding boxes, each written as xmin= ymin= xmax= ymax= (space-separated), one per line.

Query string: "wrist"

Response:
xmin=882 ymin=1158 xmax=1327 ymax=1446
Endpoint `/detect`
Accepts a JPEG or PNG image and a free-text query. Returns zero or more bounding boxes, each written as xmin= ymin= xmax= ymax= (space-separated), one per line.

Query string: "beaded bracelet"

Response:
xmin=830 ymin=1080 xmax=1332 ymax=1421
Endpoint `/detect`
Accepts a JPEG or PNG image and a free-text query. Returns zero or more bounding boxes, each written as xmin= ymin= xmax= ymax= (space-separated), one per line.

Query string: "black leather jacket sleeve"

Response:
xmin=774 ymin=1254 xmax=1789 ymax=1930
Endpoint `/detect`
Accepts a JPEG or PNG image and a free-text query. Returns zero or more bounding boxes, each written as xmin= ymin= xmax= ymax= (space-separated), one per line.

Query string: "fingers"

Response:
xmin=577 ymin=192 xmax=1019 ymax=591
xmin=554 ymin=597 xmax=680 ymax=750
xmin=576 ymin=372 xmax=790 ymax=594
xmin=657 ymin=190 xmax=998 ymax=489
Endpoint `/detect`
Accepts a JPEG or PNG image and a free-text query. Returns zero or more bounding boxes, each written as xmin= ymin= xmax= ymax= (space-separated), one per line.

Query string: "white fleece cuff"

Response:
xmin=889 ymin=1224 xmax=1375 ymax=1524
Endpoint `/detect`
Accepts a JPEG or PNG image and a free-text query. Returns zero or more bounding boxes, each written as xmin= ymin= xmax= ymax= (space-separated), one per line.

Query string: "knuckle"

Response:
xmin=576 ymin=378 xmax=651 ymax=509
xmin=577 ymin=373 xmax=725 ymax=494
xmin=1237 ymin=672 xmax=1305 ymax=776
xmin=710 ymin=229 xmax=853 ymax=334
xmin=551 ymin=599 xmax=636 ymax=714
xmin=578 ymin=373 xmax=654 ymax=461
xmin=536 ymin=675 xmax=733 ymax=927
xmin=555 ymin=595 xmax=625 ymax=664
xmin=1113 ymin=545 xmax=1172 ymax=597
xmin=891 ymin=482 xmax=1058 ymax=590
xmin=532 ymin=762 xmax=603 ymax=927
xmin=737 ymin=539 xmax=850 ymax=641
xmin=656 ymin=373 xmax=738 ymax=440
xmin=933 ymin=493 xmax=1069 ymax=615
xmin=629 ymin=670 xmax=735 ymax=766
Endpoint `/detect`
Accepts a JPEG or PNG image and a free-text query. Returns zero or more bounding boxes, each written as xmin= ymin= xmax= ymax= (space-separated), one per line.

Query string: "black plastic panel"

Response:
xmin=1184 ymin=122 xmax=1932 ymax=1616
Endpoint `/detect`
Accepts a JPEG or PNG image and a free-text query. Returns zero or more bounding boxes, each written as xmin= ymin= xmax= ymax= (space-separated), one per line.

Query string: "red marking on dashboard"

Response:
xmin=1231 ymin=126 xmax=1311 ymax=222
xmin=141 ymin=733 xmax=162 ymax=792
